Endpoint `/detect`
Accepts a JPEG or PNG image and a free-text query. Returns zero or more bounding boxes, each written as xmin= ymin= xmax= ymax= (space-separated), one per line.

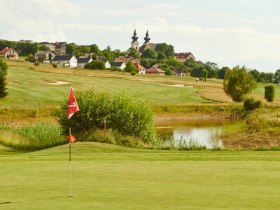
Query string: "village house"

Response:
xmin=52 ymin=54 xmax=77 ymax=68
xmin=174 ymin=52 xmax=195 ymax=62
xmin=77 ymin=56 xmax=93 ymax=68
xmin=0 ymin=47 xmax=18 ymax=59
xmin=39 ymin=42 xmax=67 ymax=55
xmin=114 ymin=56 xmax=140 ymax=64
xmin=34 ymin=51 xmax=56 ymax=63
xmin=134 ymin=63 xmax=146 ymax=74
xmin=145 ymin=67 xmax=165 ymax=75
xmin=173 ymin=68 xmax=186 ymax=77
xmin=105 ymin=61 xmax=126 ymax=70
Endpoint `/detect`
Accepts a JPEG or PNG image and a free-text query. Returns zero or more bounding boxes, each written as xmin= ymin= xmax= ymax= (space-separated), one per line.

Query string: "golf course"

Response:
xmin=1 ymin=60 xmax=280 ymax=209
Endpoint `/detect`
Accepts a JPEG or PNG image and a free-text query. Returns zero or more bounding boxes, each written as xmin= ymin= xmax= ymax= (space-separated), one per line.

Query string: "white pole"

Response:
xmin=69 ymin=127 xmax=72 ymax=197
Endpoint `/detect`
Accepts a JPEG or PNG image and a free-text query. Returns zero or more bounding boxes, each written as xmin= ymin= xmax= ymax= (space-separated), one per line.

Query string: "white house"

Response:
xmin=34 ymin=51 xmax=56 ymax=63
xmin=105 ymin=61 xmax=111 ymax=69
xmin=0 ymin=47 xmax=18 ymax=59
xmin=52 ymin=54 xmax=77 ymax=68
xmin=110 ymin=62 xmax=126 ymax=70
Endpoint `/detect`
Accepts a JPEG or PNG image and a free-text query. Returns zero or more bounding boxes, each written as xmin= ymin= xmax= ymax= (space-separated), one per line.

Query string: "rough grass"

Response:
xmin=1 ymin=142 xmax=280 ymax=210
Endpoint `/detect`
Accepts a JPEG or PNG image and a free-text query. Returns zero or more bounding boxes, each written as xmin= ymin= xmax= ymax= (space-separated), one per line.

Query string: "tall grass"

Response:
xmin=0 ymin=123 xmax=66 ymax=150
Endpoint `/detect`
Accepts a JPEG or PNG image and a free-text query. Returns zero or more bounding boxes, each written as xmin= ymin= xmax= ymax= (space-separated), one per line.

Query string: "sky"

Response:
xmin=1 ymin=0 xmax=280 ymax=72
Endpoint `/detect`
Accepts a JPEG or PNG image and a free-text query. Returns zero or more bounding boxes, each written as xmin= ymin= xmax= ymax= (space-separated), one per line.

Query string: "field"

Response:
xmin=1 ymin=60 xmax=280 ymax=209
xmin=1 ymin=142 xmax=280 ymax=210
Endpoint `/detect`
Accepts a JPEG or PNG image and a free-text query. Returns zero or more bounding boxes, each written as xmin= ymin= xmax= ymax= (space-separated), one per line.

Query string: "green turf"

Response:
xmin=1 ymin=142 xmax=280 ymax=210
xmin=3 ymin=65 xmax=210 ymax=109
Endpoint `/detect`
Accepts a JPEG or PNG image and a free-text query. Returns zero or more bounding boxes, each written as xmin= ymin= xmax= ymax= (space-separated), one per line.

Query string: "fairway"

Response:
xmin=1 ymin=143 xmax=280 ymax=210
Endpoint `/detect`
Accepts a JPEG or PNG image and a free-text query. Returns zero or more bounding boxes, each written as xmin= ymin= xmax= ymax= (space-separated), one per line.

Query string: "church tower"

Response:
xmin=144 ymin=30 xmax=151 ymax=44
xmin=131 ymin=29 xmax=139 ymax=51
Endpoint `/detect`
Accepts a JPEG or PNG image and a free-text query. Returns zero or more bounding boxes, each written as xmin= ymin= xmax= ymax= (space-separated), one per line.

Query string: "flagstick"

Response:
xmin=69 ymin=127 xmax=72 ymax=197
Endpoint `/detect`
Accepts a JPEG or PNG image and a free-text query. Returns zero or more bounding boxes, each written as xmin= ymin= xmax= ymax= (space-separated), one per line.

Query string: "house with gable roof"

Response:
xmin=174 ymin=52 xmax=195 ymax=63
xmin=77 ymin=56 xmax=93 ymax=68
xmin=145 ymin=67 xmax=165 ymax=75
xmin=35 ymin=51 xmax=56 ymax=63
xmin=52 ymin=54 xmax=77 ymax=68
xmin=0 ymin=47 xmax=18 ymax=59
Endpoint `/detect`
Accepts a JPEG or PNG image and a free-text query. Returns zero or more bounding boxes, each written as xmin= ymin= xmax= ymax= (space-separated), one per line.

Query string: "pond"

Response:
xmin=156 ymin=119 xmax=230 ymax=149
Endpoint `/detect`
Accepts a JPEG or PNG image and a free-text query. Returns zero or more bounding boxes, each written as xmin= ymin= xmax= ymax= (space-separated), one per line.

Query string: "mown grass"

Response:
xmin=1 ymin=142 xmax=280 ymax=210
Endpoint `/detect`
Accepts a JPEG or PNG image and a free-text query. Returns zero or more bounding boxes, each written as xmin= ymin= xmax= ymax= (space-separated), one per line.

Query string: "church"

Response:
xmin=131 ymin=30 xmax=162 ymax=53
xmin=130 ymin=30 xmax=196 ymax=62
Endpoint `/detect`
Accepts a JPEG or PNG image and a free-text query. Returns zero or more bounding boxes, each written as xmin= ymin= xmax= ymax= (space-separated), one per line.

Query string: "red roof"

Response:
xmin=145 ymin=67 xmax=165 ymax=74
xmin=175 ymin=52 xmax=193 ymax=59
xmin=134 ymin=63 xmax=146 ymax=71
xmin=0 ymin=47 xmax=15 ymax=54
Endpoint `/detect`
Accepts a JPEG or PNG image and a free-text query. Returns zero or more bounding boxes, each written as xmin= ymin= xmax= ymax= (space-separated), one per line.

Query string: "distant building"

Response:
xmin=52 ymin=54 xmax=77 ymax=68
xmin=131 ymin=30 xmax=162 ymax=53
xmin=39 ymin=42 xmax=67 ymax=55
xmin=34 ymin=51 xmax=56 ymax=63
xmin=134 ymin=63 xmax=146 ymax=74
xmin=174 ymin=52 xmax=195 ymax=63
xmin=110 ymin=62 xmax=126 ymax=70
xmin=77 ymin=56 xmax=93 ymax=68
xmin=173 ymin=68 xmax=186 ymax=77
xmin=145 ymin=67 xmax=165 ymax=75
xmin=0 ymin=47 xmax=18 ymax=59
xmin=19 ymin=39 xmax=33 ymax=43
xmin=114 ymin=56 xmax=140 ymax=64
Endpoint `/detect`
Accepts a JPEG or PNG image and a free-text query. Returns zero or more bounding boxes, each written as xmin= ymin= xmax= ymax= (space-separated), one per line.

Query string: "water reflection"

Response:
xmin=156 ymin=119 xmax=228 ymax=148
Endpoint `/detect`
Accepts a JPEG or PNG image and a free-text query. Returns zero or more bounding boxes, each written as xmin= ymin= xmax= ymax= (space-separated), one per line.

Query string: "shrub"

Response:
xmin=131 ymin=71 xmax=136 ymax=76
xmin=52 ymin=63 xmax=58 ymax=68
xmin=264 ymin=85 xmax=275 ymax=102
xmin=0 ymin=58 xmax=8 ymax=98
xmin=243 ymin=97 xmax=261 ymax=111
xmin=34 ymin=62 xmax=40 ymax=66
xmin=84 ymin=60 xmax=105 ymax=70
xmin=57 ymin=90 xmax=156 ymax=144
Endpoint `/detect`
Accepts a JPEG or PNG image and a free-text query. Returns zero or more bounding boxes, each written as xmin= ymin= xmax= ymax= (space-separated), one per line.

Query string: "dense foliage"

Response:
xmin=243 ymin=98 xmax=261 ymax=111
xmin=84 ymin=60 xmax=105 ymax=70
xmin=223 ymin=66 xmax=257 ymax=102
xmin=0 ymin=58 xmax=8 ymax=98
xmin=264 ymin=85 xmax=275 ymax=102
xmin=58 ymin=90 xmax=156 ymax=143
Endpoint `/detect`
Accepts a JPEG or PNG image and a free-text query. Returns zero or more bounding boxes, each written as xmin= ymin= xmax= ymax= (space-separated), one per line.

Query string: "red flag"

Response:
xmin=67 ymin=86 xmax=79 ymax=119
xmin=68 ymin=133 xmax=76 ymax=143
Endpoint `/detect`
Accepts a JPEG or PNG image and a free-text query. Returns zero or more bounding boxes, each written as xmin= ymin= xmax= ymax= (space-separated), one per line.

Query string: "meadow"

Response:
xmin=1 ymin=61 xmax=280 ymax=209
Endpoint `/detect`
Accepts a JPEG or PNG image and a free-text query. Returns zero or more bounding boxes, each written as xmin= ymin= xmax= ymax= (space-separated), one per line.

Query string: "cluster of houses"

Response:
xmin=0 ymin=31 xmax=196 ymax=76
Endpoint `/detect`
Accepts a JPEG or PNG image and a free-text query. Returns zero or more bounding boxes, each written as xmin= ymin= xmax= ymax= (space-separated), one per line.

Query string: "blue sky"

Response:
xmin=1 ymin=0 xmax=280 ymax=72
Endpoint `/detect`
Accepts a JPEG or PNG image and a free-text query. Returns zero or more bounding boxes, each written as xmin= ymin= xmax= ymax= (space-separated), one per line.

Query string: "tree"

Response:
xmin=249 ymin=69 xmax=261 ymax=82
xmin=0 ymin=58 xmax=8 ymax=98
xmin=223 ymin=66 xmax=257 ymax=102
xmin=204 ymin=61 xmax=219 ymax=78
xmin=154 ymin=43 xmax=174 ymax=58
xmin=202 ymin=69 xmax=208 ymax=81
xmin=39 ymin=45 xmax=50 ymax=51
xmin=218 ymin=67 xmax=230 ymax=79
xmin=264 ymin=85 xmax=275 ymax=102
xmin=141 ymin=48 xmax=158 ymax=60
xmin=124 ymin=61 xmax=137 ymax=73
xmin=127 ymin=47 xmax=140 ymax=58
xmin=274 ymin=69 xmax=280 ymax=84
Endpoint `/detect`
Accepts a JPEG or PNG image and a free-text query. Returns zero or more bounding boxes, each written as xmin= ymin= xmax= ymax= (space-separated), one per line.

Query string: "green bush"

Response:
xmin=264 ymin=85 xmax=275 ymax=102
xmin=243 ymin=97 xmax=261 ymax=111
xmin=34 ymin=62 xmax=40 ymax=66
xmin=84 ymin=60 xmax=105 ymax=70
xmin=57 ymin=90 xmax=156 ymax=144
xmin=52 ymin=63 xmax=58 ymax=68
